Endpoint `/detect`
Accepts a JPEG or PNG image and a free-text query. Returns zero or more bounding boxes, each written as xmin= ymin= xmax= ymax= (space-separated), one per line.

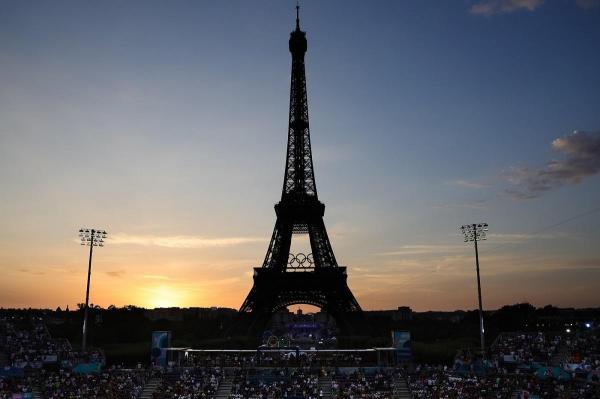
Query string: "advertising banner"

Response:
xmin=151 ymin=331 xmax=172 ymax=368
xmin=73 ymin=362 xmax=101 ymax=374
xmin=391 ymin=330 xmax=411 ymax=360
xmin=42 ymin=355 xmax=58 ymax=363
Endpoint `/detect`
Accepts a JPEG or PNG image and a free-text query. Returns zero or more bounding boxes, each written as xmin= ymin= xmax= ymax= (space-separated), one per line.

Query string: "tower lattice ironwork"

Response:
xmin=240 ymin=7 xmax=361 ymax=330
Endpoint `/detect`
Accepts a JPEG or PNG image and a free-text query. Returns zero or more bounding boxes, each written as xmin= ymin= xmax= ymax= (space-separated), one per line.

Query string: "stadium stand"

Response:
xmin=1 ymin=314 xmax=600 ymax=398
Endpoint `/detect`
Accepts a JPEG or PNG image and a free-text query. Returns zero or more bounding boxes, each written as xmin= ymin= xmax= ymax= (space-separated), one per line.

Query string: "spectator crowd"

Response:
xmin=152 ymin=368 xmax=221 ymax=399
xmin=2 ymin=314 xmax=599 ymax=398
xmin=229 ymin=369 xmax=320 ymax=399
xmin=408 ymin=329 xmax=600 ymax=398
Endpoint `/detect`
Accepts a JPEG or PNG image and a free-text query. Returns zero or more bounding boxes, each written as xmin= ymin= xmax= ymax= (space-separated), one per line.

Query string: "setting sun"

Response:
xmin=143 ymin=285 xmax=188 ymax=309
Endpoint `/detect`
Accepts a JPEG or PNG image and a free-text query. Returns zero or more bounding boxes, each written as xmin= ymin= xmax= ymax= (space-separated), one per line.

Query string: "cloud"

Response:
xmin=110 ymin=233 xmax=264 ymax=249
xmin=452 ymin=180 xmax=490 ymax=189
xmin=18 ymin=268 xmax=45 ymax=276
xmin=486 ymin=232 xmax=569 ymax=244
xmin=141 ymin=274 xmax=170 ymax=280
xmin=378 ymin=231 xmax=568 ymax=258
xmin=377 ymin=245 xmax=466 ymax=257
xmin=105 ymin=270 xmax=125 ymax=278
xmin=503 ymin=131 xmax=600 ymax=199
xmin=470 ymin=0 xmax=545 ymax=16
xmin=576 ymin=0 xmax=600 ymax=9
xmin=470 ymin=0 xmax=599 ymax=15
xmin=432 ymin=200 xmax=487 ymax=210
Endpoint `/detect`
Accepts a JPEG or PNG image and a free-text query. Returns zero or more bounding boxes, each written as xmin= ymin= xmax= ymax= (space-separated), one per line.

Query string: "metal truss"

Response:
xmin=239 ymin=15 xmax=361 ymax=330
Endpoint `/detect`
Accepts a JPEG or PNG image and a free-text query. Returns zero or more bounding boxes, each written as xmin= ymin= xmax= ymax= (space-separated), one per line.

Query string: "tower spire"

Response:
xmin=285 ymin=0 xmax=312 ymax=198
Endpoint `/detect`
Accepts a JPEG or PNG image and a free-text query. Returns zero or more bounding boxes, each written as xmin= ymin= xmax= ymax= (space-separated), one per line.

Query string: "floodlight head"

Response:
xmin=460 ymin=223 xmax=489 ymax=242
xmin=78 ymin=227 xmax=108 ymax=247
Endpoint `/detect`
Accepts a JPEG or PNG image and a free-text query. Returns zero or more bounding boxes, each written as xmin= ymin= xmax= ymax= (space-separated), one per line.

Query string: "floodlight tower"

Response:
xmin=460 ymin=223 xmax=488 ymax=358
xmin=78 ymin=228 xmax=107 ymax=352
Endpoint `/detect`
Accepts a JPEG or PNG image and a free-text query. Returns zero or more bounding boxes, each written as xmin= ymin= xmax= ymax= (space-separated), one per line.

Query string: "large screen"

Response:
xmin=392 ymin=330 xmax=411 ymax=360
xmin=151 ymin=331 xmax=172 ymax=367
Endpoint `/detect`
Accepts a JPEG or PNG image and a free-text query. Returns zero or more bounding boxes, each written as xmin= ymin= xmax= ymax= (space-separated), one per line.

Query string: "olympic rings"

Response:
xmin=288 ymin=253 xmax=314 ymax=268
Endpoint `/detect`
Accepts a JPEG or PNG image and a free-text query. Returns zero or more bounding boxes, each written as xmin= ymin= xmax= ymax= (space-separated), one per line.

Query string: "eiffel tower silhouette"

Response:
xmin=240 ymin=6 xmax=361 ymax=332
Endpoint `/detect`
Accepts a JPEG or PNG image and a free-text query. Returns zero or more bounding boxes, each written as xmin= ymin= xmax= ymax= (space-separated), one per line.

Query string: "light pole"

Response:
xmin=460 ymin=223 xmax=488 ymax=358
xmin=79 ymin=228 xmax=107 ymax=352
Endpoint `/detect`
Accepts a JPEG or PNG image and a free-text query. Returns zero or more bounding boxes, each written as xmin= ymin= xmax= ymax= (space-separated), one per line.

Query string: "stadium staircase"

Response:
xmin=215 ymin=375 xmax=234 ymax=399
xmin=392 ymin=376 xmax=411 ymax=399
xmin=318 ymin=375 xmax=333 ymax=399
xmin=140 ymin=377 xmax=161 ymax=399
xmin=551 ymin=342 xmax=570 ymax=367
xmin=31 ymin=387 xmax=42 ymax=399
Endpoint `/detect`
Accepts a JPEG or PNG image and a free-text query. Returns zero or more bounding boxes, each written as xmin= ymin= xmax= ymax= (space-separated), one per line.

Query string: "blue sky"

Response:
xmin=1 ymin=0 xmax=599 ymax=310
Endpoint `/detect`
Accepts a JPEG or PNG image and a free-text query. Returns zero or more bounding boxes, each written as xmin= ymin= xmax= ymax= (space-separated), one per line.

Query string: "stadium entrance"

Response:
xmin=265 ymin=307 xmax=338 ymax=349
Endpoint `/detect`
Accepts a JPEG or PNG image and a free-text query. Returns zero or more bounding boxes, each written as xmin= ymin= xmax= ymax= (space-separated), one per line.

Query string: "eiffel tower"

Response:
xmin=239 ymin=7 xmax=361 ymax=331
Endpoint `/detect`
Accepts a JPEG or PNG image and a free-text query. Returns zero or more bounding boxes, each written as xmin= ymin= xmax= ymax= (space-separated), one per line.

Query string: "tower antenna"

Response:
xmin=296 ymin=1 xmax=300 ymax=30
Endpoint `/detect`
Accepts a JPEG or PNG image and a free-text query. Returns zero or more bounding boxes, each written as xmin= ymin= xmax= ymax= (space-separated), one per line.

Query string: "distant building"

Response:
xmin=144 ymin=308 xmax=184 ymax=322
xmin=393 ymin=306 xmax=413 ymax=321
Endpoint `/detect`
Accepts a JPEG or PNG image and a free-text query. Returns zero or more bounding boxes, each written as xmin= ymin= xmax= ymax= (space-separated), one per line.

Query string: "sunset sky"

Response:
xmin=1 ymin=0 xmax=599 ymax=312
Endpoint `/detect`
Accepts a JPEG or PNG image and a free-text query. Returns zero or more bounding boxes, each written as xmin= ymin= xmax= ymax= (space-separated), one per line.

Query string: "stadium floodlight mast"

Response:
xmin=78 ymin=228 xmax=107 ymax=352
xmin=460 ymin=223 xmax=488 ymax=358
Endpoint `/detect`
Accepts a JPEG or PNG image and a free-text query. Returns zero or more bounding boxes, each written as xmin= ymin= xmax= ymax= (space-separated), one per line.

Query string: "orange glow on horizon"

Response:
xmin=1 ymin=234 xmax=599 ymax=312
xmin=142 ymin=285 xmax=189 ymax=309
